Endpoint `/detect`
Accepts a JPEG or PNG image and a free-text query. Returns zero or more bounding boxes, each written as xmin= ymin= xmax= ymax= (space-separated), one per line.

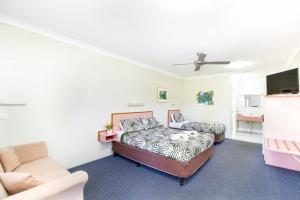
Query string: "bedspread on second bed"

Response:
xmin=180 ymin=122 xmax=226 ymax=135
xmin=121 ymin=127 xmax=214 ymax=162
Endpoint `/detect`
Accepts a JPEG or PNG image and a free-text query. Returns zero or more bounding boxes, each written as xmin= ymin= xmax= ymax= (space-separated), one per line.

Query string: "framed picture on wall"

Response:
xmin=157 ymin=88 xmax=168 ymax=103
xmin=196 ymin=91 xmax=214 ymax=105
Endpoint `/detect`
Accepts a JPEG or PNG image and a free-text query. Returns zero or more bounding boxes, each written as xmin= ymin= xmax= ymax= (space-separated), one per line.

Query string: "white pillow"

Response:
xmin=171 ymin=114 xmax=176 ymax=123
xmin=119 ymin=122 xmax=124 ymax=131
xmin=173 ymin=113 xmax=184 ymax=123
xmin=115 ymin=130 xmax=124 ymax=142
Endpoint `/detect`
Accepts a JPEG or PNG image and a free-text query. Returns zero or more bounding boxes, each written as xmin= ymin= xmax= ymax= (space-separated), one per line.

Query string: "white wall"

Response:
xmin=290 ymin=50 xmax=300 ymax=69
xmin=0 ymin=23 xmax=183 ymax=168
xmin=289 ymin=50 xmax=300 ymax=82
xmin=254 ymin=49 xmax=300 ymax=85
xmin=181 ymin=75 xmax=233 ymax=138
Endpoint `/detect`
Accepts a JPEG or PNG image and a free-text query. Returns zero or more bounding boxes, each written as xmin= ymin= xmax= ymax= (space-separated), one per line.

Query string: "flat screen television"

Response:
xmin=266 ymin=68 xmax=299 ymax=95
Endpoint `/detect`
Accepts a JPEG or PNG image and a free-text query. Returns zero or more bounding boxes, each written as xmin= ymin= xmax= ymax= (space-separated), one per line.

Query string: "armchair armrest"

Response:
xmin=4 ymin=171 xmax=88 ymax=200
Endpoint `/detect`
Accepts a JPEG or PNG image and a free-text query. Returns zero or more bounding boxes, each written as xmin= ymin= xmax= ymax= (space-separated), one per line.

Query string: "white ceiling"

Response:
xmin=1 ymin=0 xmax=300 ymax=78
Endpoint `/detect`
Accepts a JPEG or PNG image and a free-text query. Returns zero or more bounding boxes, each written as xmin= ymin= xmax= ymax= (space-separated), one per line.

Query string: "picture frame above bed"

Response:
xmin=157 ymin=88 xmax=168 ymax=103
xmin=196 ymin=90 xmax=214 ymax=105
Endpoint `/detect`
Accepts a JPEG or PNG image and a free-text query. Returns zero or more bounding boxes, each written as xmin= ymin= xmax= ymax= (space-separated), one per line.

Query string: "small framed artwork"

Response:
xmin=157 ymin=88 xmax=168 ymax=103
xmin=196 ymin=91 xmax=214 ymax=105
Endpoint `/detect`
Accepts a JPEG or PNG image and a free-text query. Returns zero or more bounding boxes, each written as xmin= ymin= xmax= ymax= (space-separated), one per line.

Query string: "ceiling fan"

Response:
xmin=172 ymin=53 xmax=231 ymax=71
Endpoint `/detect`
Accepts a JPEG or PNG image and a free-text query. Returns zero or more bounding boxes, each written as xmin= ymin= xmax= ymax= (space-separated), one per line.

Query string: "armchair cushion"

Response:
xmin=0 ymin=147 xmax=21 ymax=172
xmin=0 ymin=172 xmax=41 ymax=195
xmin=13 ymin=142 xmax=48 ymax=164
xmin=38 ymin=169 xmax=70 ymax=183
xmin=14 ymin=157 xmax=60 ymax=176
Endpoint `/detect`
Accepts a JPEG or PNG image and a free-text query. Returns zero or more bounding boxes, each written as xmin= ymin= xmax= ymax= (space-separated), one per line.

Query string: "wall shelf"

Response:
xmin=0 ymin=102 xmax=26 ymax=106
xmin=98 ymin=130 xmax=117 ymax=142
xmin=127 ymin=103 xmax=145 ymax=107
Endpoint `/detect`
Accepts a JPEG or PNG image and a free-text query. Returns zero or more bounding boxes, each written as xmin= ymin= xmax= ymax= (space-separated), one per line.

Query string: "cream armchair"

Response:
xmin=0 ymin=142 xmax=88 ymax=200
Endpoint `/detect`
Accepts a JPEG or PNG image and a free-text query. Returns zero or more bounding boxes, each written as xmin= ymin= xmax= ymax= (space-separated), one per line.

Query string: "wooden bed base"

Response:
xmin=112 ymin=141 xmax=214 ymax=185
xmin=214 ymin=133 xmax=225 ymax=143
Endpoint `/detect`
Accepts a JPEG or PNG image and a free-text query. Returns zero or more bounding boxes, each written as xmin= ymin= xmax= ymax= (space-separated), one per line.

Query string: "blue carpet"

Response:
xmin=70 ymin=139 xmax=300 ymax=200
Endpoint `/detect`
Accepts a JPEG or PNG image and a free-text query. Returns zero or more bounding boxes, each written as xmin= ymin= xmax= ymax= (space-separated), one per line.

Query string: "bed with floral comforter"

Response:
xmin=180 ymin=122 xmax=226 ymax=135
xmin=121 ymin=127 xmax=214 ymax=162
xmin=170 ymin=113 xmax=226 ymax=135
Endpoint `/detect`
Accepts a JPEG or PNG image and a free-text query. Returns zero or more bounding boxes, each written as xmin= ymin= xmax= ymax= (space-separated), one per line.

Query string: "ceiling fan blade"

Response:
xmin=194 ymin=64 xmax=202 ymax=71
xmin=172 ymin=63 xmax=194 ymax=66
xmin=202 ymin=61 xmax=231 ymax=65
xmin=197 ymin=53 xmax=207 ymax=62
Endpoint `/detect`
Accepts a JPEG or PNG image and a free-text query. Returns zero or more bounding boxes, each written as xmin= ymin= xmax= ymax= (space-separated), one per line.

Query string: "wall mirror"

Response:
xmin=239 ymin=94 xmax=262 ymax=108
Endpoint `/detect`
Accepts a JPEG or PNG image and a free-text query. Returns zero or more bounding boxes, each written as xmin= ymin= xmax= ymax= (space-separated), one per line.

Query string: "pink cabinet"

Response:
xmin=264 ymin=95 xmax=300 ymax=171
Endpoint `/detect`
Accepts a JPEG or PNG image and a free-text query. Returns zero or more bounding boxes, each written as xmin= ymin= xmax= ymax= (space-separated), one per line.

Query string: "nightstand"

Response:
xmin=98 ymin=130 xmax=117 ymax=142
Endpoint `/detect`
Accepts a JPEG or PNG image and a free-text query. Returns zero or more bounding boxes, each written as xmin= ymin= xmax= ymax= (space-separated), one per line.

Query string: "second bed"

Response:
xmin=168 ymin=110 xmax=226 ymax=143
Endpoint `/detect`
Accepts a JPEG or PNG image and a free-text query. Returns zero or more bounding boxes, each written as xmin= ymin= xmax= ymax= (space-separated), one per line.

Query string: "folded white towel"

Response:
xmin=170 ymin=134 xmax=189 ymax=141
xmin=183 ymin=130 xmax=197 ymax=135
xmin=183 ymin=131 xmax=198 ymax=137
